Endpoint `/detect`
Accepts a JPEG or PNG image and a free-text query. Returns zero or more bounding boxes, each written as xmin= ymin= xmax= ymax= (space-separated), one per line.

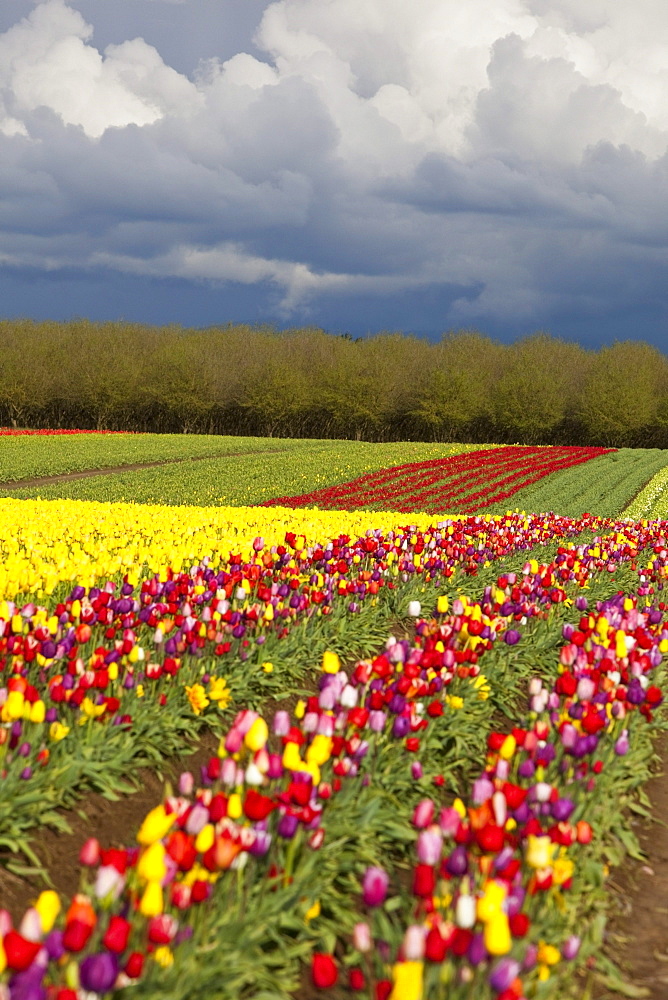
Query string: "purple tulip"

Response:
xmin=44 ymin=930 xmax=65 ymax=961
xmin=369 ymin=710 xmax=387 ymax=732
xmin=249 ymin=830 xmax=272 ymax=856
xmin=362 ymin=866 xmax=389 ymax=907
xmin=80 ymin=953 xmax=119 ymax=993
xmin=614 ymin=730 xmax=630 ymax=755
xmin=392 ymin=715 xmax=410 ymax=738
xmin=277 ymin=813 xmax=299 ymax=839
xmin=467 ymin=932 xmax=488 ymax=966
xmin=627 ymin=681 xmax=645 ymax=705
xmin=551 ymin=797 xmax=575 ymax=821
xmin=445 ymin=845 xmax=469 ymax=876
xmin=489 ymin=958 xmax=520 ymax=992
xmin=504 ymin=629 xmax=521 ymax=645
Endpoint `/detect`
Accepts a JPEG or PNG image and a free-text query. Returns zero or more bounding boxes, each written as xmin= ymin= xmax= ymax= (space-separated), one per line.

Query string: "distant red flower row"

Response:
xmin=0 ymin=429 xmax=130 ymax=436
xmin=263 ymin=445 xmax=614 ymax=513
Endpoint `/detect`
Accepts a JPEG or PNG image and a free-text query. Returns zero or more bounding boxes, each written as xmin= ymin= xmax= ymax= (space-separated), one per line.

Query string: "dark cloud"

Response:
xmin=0 ymin=0 xmax=667 ymax=345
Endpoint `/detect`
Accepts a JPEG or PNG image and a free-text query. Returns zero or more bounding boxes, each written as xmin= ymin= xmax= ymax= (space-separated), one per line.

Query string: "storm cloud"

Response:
xmin=0 ymin=0 xmax=667 ymax=341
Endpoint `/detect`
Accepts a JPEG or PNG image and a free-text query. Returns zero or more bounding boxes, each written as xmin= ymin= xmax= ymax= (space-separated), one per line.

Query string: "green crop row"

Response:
xmin=483 ymin=447 xmax=668 ymax=518
xmin=2 ymin=441 xmax=482 ymax=506
xmin=0 ymin=434 xmax=314 ymax=484
xmin=623 ymin=462 xmax=668 ymax=518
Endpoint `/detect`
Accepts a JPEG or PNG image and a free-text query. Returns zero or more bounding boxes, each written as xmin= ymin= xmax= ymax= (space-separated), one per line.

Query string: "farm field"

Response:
xmin=0 ymin=433 xmax=309 ymax=485
xmin=0 ymin=434 xmax=667 ymax=1000
xmin=0 ymin=440 xmax=485 ymax=506
xmin=2 ymin=433 xmax=668 ymax=517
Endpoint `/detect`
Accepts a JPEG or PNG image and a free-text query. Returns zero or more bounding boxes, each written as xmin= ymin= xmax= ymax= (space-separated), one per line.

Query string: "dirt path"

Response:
xmin=0 ymin=449 xmax=288 ymax=491
xmin=595 ymin=732 xmax=668 ymax=1000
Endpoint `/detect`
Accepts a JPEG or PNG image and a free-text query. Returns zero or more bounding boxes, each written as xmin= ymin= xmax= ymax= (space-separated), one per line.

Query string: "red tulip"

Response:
xmin=2 ymin=930 xmax=41 ymax=971
xmin=102 ymin=915 xmax=131 ymax=953
xmin=312 ymin=953 xmax=338 ymax=988
xmin=125 ymin=952 xmax=145 ymax=979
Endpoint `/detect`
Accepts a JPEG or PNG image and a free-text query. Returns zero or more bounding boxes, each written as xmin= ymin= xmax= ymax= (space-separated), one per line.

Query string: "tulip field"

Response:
xmin=1 ymin=434 xmax=668 ymax=1000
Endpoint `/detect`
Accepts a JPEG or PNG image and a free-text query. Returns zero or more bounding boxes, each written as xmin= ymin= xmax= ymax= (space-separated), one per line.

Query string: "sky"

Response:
xmin=1 ymin=0 xmax=667 ymax=346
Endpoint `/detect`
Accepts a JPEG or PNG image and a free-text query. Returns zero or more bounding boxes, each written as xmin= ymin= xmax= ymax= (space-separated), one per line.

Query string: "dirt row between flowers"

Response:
xmin=0 ymin=450 xmax=288 ymax=490
xmin=0 ymin=683 xmax=309 ymax=923
xmin=592 ymin=731 xmax=668 ymax=1000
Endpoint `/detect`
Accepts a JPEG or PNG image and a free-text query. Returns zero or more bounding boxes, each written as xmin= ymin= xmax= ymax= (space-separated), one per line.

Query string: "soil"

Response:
xmin=593 ymin=732 xmax=668 ymax=1000
xmin=0 ymin=449 xmax=287 ymax=491
xmin=0 ymin=730 xmax=221 ymax=920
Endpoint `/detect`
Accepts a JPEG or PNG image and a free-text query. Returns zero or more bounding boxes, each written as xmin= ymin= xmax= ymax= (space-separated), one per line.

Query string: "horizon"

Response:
xmin=1 ymin=1 xmax=667 ymax=349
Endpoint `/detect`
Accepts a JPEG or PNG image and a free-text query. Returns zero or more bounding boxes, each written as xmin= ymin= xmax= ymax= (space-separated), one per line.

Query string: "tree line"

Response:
xmin=1 ymin=320 xmax=667 ymax=447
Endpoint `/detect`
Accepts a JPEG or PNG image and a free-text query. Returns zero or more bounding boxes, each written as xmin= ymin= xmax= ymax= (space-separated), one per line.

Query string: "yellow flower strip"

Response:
xmin=0 ymin=498 xmax=448 ymax=600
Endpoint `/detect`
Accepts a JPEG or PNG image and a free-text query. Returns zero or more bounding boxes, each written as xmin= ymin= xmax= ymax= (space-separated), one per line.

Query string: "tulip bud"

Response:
xmin=416 ymin=829 xmax=442 ymax=865
xmin=178 ymin=772 xmax=194 ymax=796
xmin=456 ymin=894 xmax=476 ymax=928
xmin=412 ymin=799 xmax=435 ymax=829
xmin=403 ymin=925 xmax=425 ymax=960
xmin=94 ymin=865 xmax=125 ymax=901
xmin=79 ymin=838 xmax=100 ymax=867
xmin=19 ymin=908 xmax=42 ymax=943
xmin=361 ymin=866 xmax=389 ymax=907
xmin=353 ymin=922 xmax=372 ymax=952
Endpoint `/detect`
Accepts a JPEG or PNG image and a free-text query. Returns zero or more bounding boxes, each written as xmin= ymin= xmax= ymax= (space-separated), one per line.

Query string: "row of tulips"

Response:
xmin=1 ymin=511 xmax=611 ymax=854
xmin=0 ymin=499 xmax=598 ymax=602
xmin=263 ymin=446 xmax=613 ymax=514
xmin=0 ymin=517 xmax=666 ymax=997
xmin=330 ymin=587 xmax=666 ymax=999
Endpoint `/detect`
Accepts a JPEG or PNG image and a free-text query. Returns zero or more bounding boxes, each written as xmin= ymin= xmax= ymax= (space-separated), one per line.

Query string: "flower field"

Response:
xmin=262 ymin=446 xmax=613 ymax=514
xmin=0 ymin=436 xmax=668 ymax=999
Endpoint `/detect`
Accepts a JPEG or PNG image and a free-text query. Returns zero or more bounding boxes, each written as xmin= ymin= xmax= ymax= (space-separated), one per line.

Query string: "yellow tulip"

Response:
xmin=322 ymin=651 xmax=340 ymax=674
xmin=49 ymin=721 xmax=70 ymax=741
xmin=35 ymin=890 xmax=61 ymax=933
xmin=137 ymin=842 xmax=167 ymax=883
xmin=484 ymin=912 xmax=512 ymax=955
xmin=390 ymin=961 xmax=423 ymax=1000
xmin=244 ymin=718 xmax=269 ymax=752
xmin=4 ymin=690 xmax=24 ymax=721
xmin=537 ymin=942 xmax=561 ymax=966
xmin=227 ymin=793 xmax=243 ymax=820
xmin=526 ymin=835 xmax=556 ymax=870
xmin=136 ymin=804 xmax=175 ymax=846
xmin=476 ymin=880 xmax=507 ymax=922
xmin=29 ymin=700 xmax=46 ymax=724
xmin=195 ymin=824 xmax=215 ymax=854
xmin=306 ymin=735 xmax=332 ymax=767
xmin=139 ymin=881 xmax=164 ymax=916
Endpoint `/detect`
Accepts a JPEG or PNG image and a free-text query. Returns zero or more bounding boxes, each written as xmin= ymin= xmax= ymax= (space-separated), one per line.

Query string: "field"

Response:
xmin=1 ymin=433 xmax=667 ymax=1000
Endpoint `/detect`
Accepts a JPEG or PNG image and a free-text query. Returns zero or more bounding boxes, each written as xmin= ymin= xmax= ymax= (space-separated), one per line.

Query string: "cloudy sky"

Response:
xmin=1 ymin=0 xmax=667 ymax=345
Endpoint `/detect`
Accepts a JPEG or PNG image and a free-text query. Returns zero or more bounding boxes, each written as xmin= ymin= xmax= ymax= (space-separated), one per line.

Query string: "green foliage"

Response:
xmin=4 ymin=321 xmax=668 ymax=445
xmin=575 ymin=341 xmax=668 ymax=446
xmin=0 ymin=434 xmax=304 ymax=484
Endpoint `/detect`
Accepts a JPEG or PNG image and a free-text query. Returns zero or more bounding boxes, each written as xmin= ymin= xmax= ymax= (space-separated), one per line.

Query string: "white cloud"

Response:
xmin=0 ymin=0 xmax=667 ymax=333
xmin=0 ymin=0 xmax=200 ymax=136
